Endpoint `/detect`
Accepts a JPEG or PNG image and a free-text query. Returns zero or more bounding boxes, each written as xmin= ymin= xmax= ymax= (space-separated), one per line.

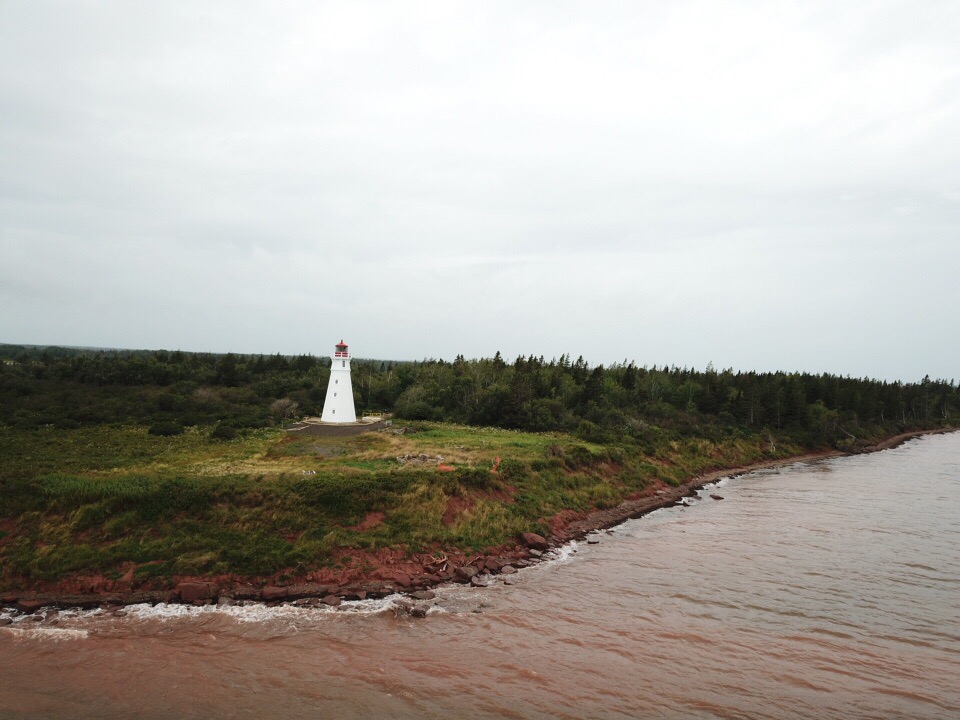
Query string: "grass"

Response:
xmin=0 ymin=421 xmax=800 ymax=587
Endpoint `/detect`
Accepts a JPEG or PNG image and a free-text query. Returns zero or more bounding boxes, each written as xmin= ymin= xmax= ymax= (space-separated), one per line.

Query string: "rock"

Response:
xmin=484 ymin=558 xmax=501 ymax=572
xmin=411 ymin=590 xmax=435 ymax=600
xmin=355 ymin=591 xmax=367 ymax=601
xmin=394 ymin=573 xmax=412 ymax=588
xmin=587 ymin=538 xmax=600 ymax=544
xmin=710 ymin=494 xmax=724 ymax=501
xmin=500 ymin=565 xmax=517 ymax=575
xmin=232 ymin=585 xmax=259 ymax=601
xmin=409 ymin=604 xmax=429 ymax=618
xmin=521 ymin=532 xmax=549 ymax=551
xmin=470 ymin=575 xmax=488 ymax=588
xmin=112 ymin=609 xmax=127 ymax=617
xmin=455 ymin=566 xmax=478 ymax=581
xmin=217 ymin=596 xmax=234 ymax=607
xmin=128 ymin=591 xmax=169 ymax=606
xmin=2 ymin=593 xmax=18 ymax=605
xmin=528 ymin=549 xmax=543 ymax=558
xmin=261 ymin=586 xmax=288 ymax=601
xmin=192 ymin=600 xmax=208 ymax=607
xmin=391 ymin=599 xmax=420 ymax=618
xmin=286 ymin=583 xmax=326 ymax=598
xmin=15 ymin=598 xmax=45 ymax=614
xmin=177 ymin=582 xmax=218 ymax=603
xmin=322 ymin=595 xmax=341 ymax=607
xmin=0 ymin=617 xmax=12 ymax=626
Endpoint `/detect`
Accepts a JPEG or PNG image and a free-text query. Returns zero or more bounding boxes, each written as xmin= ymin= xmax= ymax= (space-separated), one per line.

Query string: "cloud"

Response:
xmin=2 ymin=1 xmax=959 ymax=381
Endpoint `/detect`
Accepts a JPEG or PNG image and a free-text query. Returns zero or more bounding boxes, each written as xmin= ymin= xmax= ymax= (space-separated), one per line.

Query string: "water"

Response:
xmin=3 ymin=433 xmax=959 ymax=719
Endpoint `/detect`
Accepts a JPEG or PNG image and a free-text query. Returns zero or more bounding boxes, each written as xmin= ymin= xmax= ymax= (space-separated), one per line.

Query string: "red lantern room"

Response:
xmin=334 ymin=340 xmax=349 ymax=358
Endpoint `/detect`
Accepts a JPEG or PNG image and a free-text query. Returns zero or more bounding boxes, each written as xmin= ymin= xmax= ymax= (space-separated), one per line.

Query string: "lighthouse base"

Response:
xmin=285 ymin=417 xmax=388 ymax=437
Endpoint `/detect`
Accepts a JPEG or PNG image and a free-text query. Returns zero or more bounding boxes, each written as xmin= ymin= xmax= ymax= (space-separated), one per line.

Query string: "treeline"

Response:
xmin=0 ymin=345 xmax=396 ymax=431
xmin=390 ymin=353 xmax=958 ymax=447
xmin=1 ymin=345 xmax=957 ymax=448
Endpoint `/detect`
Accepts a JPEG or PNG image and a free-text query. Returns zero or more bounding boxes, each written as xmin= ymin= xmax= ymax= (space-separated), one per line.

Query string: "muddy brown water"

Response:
xmin=3 ymin=433 xmax=959 ymax=719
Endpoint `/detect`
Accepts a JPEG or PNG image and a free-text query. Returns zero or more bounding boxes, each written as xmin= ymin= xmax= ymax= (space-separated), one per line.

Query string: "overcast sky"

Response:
xmin=2 ymin=1 xmax=958 ymax=381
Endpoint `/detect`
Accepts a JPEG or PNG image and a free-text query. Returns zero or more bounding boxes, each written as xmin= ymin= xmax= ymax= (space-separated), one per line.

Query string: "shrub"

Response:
xmin=148 ymin=421 xmax=184 ymax=436
xmin=156 ymin=393 xmax=185 ymax=412
xmin=456 ymin=466 xmax=494 ymax=489
xmin=269 ymin=398 xmax=300 ymax=421
xmin=497 ymin=457 xmax=527 ymax=481
xmin=209 ymin=424 xmax=237 ymax=441
xmin=575 ymin=420 xmax=608 ymax=443
xmin=564 ymin=444 xmax=595 ymax=469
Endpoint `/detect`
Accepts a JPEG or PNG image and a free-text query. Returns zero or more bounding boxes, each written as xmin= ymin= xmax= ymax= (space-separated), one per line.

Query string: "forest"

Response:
xmin=2 ymin=344 xmax=957 ymax=449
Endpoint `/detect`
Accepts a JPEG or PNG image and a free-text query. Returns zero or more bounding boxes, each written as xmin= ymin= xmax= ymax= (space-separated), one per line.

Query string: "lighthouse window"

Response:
xmin=332 ymin=409 xmax=335 ymax=414
xmin=334 ymin=392 xmax=337 ymax=397
xmin=342 ymin=360 xmax=345 ymax=367
xmin=335 ymin=379 xmax=338 ymax=384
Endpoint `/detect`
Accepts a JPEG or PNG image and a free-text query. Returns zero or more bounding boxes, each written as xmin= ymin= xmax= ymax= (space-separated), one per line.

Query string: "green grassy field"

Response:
xmin=0 ymin=422 xmax=802 ymax=588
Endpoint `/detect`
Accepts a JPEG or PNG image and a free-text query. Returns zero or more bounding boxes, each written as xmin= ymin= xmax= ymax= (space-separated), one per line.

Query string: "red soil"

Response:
xmin=348 ymin=511 xmax=385 ymax=532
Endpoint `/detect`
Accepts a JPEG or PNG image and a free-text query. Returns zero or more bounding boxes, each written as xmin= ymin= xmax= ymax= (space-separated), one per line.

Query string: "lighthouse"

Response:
xmin=320 ymin=340 xmax=357 ymax=423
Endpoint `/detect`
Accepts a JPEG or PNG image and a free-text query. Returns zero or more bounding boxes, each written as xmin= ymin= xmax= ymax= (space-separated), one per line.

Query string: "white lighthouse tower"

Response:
xmin=320 ymin=340 xmax=357 ymax=423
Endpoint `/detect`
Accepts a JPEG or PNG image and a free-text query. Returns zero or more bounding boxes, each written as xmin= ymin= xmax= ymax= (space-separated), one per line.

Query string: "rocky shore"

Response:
xmin=3 ymin=427 xmax=954 ymax=617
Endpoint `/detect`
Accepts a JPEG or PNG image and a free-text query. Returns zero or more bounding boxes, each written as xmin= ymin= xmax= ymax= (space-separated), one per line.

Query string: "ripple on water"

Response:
xmin=2 ymin=625 xmax=90 ymax=642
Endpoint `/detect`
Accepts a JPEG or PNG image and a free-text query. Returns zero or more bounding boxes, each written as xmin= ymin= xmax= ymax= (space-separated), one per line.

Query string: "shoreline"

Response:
xmin=3 ymin=427 xmax=956 ymax=615
xmin=555 ymin=427 xmax=954 ymax=543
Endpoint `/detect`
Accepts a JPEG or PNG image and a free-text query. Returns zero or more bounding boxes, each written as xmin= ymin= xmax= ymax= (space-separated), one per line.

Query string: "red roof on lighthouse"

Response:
xmin=335 ymin=340 xmax=348 ymax=348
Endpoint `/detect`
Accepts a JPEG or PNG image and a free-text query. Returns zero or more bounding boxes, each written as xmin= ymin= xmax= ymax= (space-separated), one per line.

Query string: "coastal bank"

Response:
xmin=3 ymin=424 xmax=955 ymax=614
